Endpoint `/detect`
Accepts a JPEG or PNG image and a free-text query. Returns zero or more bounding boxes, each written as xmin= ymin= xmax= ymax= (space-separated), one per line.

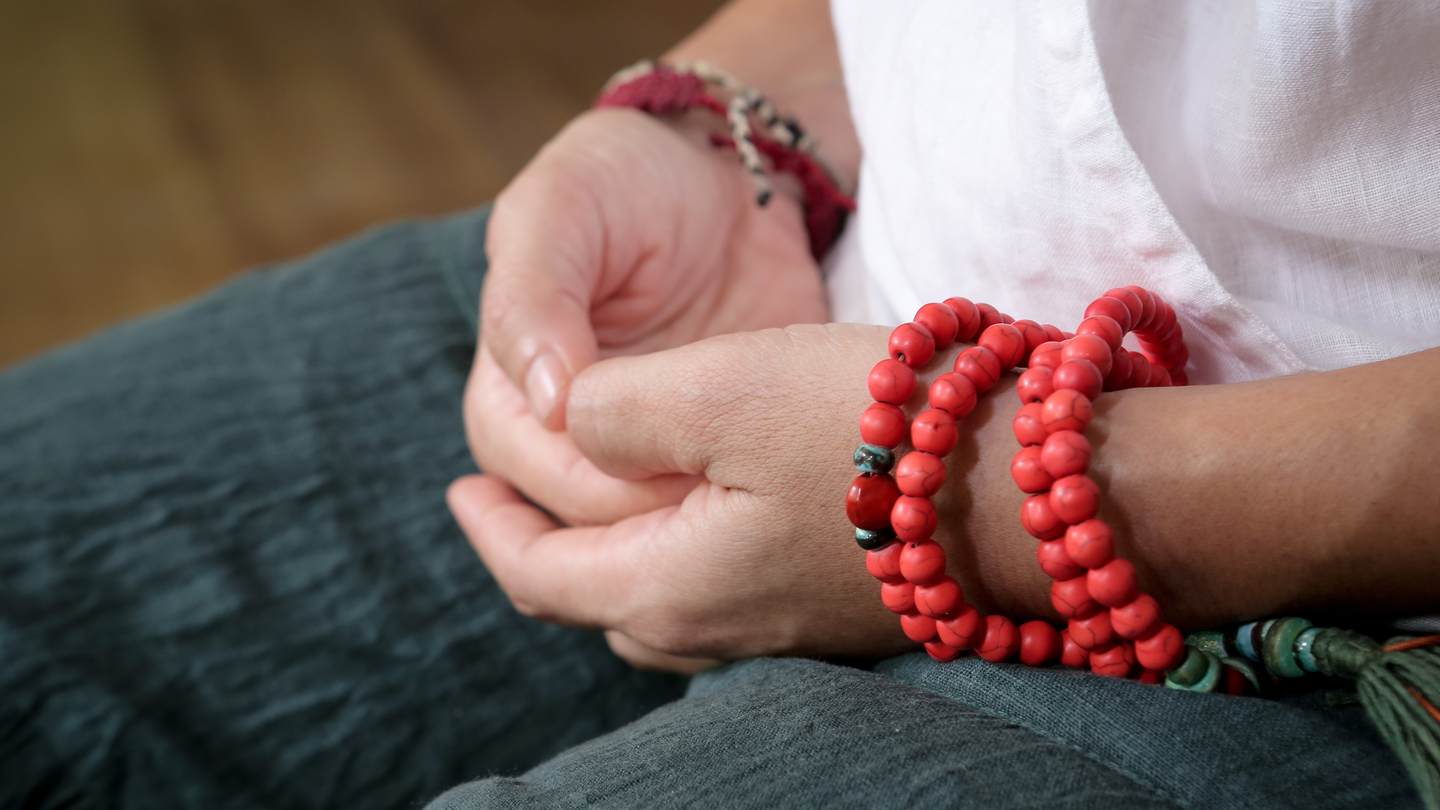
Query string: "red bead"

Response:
xmin=1037 ymin=539 xmax=1084 ymax=581
xmin=865 ymin=541 xmax=906 ymax=583
xmin=1140 ymin=303 xmax=1177 ymax=340
xmin=1064 ymin=519 xmax=1115 ymax=569
xmin=901 ymin=611 xmax=939 ymax=642
xmin=1028 ymin=341 xmax=1064 ymax=371
xmin=975 ymin=303 xmax=1006 ymax=332
xmin=1084 ymin=296 xmax=1133 ymax=334
xmin=1142 ymin=341 xmax=1188 ymax=372
xmin=929 ymin=372 xmax=978 ymax=419
xmin=891 ymin=495 xmax=938 ymax=542
xmin=944 ymin=297 xmax=982 ymax=342
xmin=954 ymin=346 xmax=1002 ymax=392
xmin=937 ymin=603 xmax=983 ymax=649
xmin=859 ymin=402 xmax=907 ymax=448
xmin=1223 ymin=665 xmax=1251 ymax=696
xmin=1051 ymin=575 xmax=1101 ymax=619
xmin=975 ymin=614 xmax=1021 ymax=662
xmin=1145 ymin=361 xmax=1169 ymax=388
xmin=1060 ymin=629 xmax=1090 ymax=668
xmin=1010 ymin=446 xmax=1054 ymax=494
xmin=911 ymin=408 xmax=960 ymax=457
xmin=1041 ymin=389 xmax=1093 ymax=434
xmin=896 ymin=451 xmax=946 ymax=497
xmin=868 ymin=359 xmax=916 ymax=405
xmin=1112 ymin=593 xmax=1162 ymax=640
xmin=1103 ymin=347 xmax=1134 ymax=392
xmin=1090 ymin=641 xmax=1134 ymax=678
xmin=1013 ymin=402 xmax=1049 ymax=447
xmin=1077 ymin=316 xmax=1124 ymax=353
xmin=1011 ymin=319 xmax=1051 ymax=360
xmin=914 ymin=302 xmax=960 ymax=348
xmin=1042 ymin=323 xmax=1065 ymax=342
xmin=880 ymin=581 xmax=916 ymax=614
xmin=846 ymin=473 xmax=901 ymax=531
xmin=1124 ymin=286 xmax=1158 ymax=332
xmin=1125 ymin=353 xmax=1152 ymax=390
xmin=1049 ymin=474 xmax=1101 ymax=525
xmin=1087 ymin=558 xmax=1140 ymax=607
xmin=1137 ymin=668 xmax=1166 ymax=685
xmin=1019 ymin=620 xmax=1063 ymax=666
xmin=1170 ymin=368 xmax=1189 ymax=387
xmin=1021 ymin=493 xmax=1067 ymax=540
xmin=1069 ymin=610 xmax=1116 ymax=651
xmin=899 ymin=540 xmax=947 ymax=586
xmin=1040 ymin=430 xmax=1091 ymax=478
xmin=889 ymin=322 xmax=936 ymax=368
xmin=925 ymin=641 xmax=964 ymax=662
xmin=978 ymin=323 xmax=1027 ymax=369
xmin=1016 ymin=366 xmax=1055 ymax=405
xmin=915 ymin=576 xmax=964 ymax=619
xmin=1053 ymin=357 xmax=1105 ymax=399
xmin=1135 ymin=623 xmax=1186 ymax=671
xmin=1103 ymin=288 xmax=1145 ymax=330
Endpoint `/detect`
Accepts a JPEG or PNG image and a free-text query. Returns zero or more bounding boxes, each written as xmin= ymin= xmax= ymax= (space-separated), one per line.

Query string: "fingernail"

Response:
xmin=525 ymin=353 xmax=565 ymax=424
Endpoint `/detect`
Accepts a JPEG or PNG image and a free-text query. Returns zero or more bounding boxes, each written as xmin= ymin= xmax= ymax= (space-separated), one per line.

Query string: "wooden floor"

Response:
xmin=0 ymin=0 xmax=721 ymax=367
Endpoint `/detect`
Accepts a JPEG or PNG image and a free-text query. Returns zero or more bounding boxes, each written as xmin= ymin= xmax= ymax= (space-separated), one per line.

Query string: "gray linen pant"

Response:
xmin=0 ymin=207 xmax=1418 ymax=809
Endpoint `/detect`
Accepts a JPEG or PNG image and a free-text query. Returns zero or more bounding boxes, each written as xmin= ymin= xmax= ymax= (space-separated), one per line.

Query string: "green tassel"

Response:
xmin=1313 ymin=629 xmax=1440 ymax=810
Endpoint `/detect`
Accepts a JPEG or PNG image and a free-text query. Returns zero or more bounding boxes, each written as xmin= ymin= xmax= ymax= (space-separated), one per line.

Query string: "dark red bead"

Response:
xmin=937 ymin=603 xmax=983 ymax=649
xmin=899 ymin=539 xmax=947 ymax=586
xmin=1069 ymin=610 xmax=1116 ymax=651
xmin=1016 ymin=366 xmax=1055 ymax=405
xmin=1011 ymin=319 xmax=1050 ymax=360
xmin=1021 ymin=493 xmax=1067 ymax=540
xmin=954 ymin=345 xmax=1002 ymax=392
xmin=1064 ymin=519 xmax=1115 ymax=569
xmin=891 ymin=495 xmax=938 ymax=542
xmin=1145 ymin=361 xmax=1169 ymax=388
xmin=896 ymin=451 xmax=946 ymax=497
xmin=1011 ymin=446 xmax=1054 ymax=494
xmin=1103 ymin=288 xmax=1145 ymax=330
xmin=1013 ymin=402 xmax=1049 ymax=447
xmin=1124 ymin=286 xmax=1158 ymax=332
xmin=1137 ymin=668 xmax=1166 ymax=685
xmin=1041 ymin=323 xmax=1066 ymax=342
xmin=1019 ymin=620 xmax=1063 ymax=666
xmin=865 ymin=541 xmax=906 ymax=583
xmin=1112 ymin=593 xmax=1162 ymax=640
xmin=1125 ymin=353 xmax=1152 ymax=390
xmin=1051 ymin=575 xmax=1100 ymax=619
xmin=1041 ymin=389 xmax=1093 ymax=434
xmin=1087 ymin=558 xmax=1139 ymax=607
xmin=1049 ymin=474 xmax=1100 ymax=525
xmin=1029 ymin=341 xmax=1064 ymax=371
xmin=979 ymin=323 xmax=1027 ymax=369
xmin=1223 ymin=665 xmax=1251 ymax=696
xmin=889 ymin=322 xmax=936 ymax=368
xmin=975 ymin=303 xmax=1006 ymax=332
xmin=1103 ymin=347 xmax=1134 ymax=391
xmin=880 ymin=581 xmax=916 ymax=614
xmin=1090 ymin=641 xmax=1134 ymax=678
xmin=1140 ymin=302 xmax=1177 ymax=340
xmin=929 ymin=372 xmax=978 ymax=419
xmin=1084 ymin=296 xmax=1133 ymax=334
xmin=943 ymin=297 xmax=982 ymax=342
xmin=925 ymin=641 xmax=964 ymax=662
xmin=1041 ymin=430 xmax=1091 ymax=478
xmin=1170 ymin=367 xmax=1189 ymax=387
xmin=847 ymin=473 xmax=901 ymax=531
xmin=868 ymin=358 xmax=916 ymax=405
xmin=915 ymin=576 xmax=964 ymax=619
xmin=1053 ymin=357 xmax=1104 ymax=399
xmin=976 ymin=614 xmax=1020 ymax=662
xmin=1037 ymin=539 xmax=1084 ymax=581
xmin=911 ymin=408 xmax=960 ymax=457
xmin=1135 ymin=623 xmax=1185 ymax=671
xmin=901 ymin=611 xmax=939 ymax=642
xmin=914 ymin=302 xmax=960 ymax=348
xmin=859 ymin=402 xmax=907 ymax=448
xmin=1060 ymin=629 xmax=1090 ymax=668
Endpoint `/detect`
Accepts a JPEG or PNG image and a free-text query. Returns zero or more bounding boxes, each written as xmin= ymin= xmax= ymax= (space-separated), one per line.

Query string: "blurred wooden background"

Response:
xmin=0 ymin=0 xmax=722 ymax=367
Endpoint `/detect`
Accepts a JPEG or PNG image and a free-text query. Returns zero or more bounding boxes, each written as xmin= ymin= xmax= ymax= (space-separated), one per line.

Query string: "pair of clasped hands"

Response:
xmin=445 ymin=109 xmax=1045 ymax=672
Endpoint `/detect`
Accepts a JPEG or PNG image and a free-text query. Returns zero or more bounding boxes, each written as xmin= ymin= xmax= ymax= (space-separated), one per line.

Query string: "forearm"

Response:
xmin=664 ymin=0 xmax=860 ymax=188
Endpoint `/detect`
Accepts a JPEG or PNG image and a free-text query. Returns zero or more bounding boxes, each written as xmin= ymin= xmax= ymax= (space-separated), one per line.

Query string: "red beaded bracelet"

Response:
xmin=848 ymin=289 xmax=1192 ymax=680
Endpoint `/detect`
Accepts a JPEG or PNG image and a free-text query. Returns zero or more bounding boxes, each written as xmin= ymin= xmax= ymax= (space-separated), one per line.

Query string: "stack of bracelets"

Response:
xmin=848 ymin=289 xmax=1213 ymax=688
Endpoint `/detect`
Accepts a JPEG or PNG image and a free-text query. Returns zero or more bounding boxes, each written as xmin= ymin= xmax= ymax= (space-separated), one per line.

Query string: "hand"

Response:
xmin=467 ymin=108 xmax=827 ymax=527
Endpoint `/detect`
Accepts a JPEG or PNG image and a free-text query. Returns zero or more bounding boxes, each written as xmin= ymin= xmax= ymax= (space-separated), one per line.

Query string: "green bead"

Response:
xmin=1186 ymin=630 xmax=1227 ymax=658
xmin=1294 ymin=625 xmax=1323 ymax=674
xmin=1221 ymin=657 xmax=1262 ymax=696
xmin=853 ymin=444 xmax=895 ymax=474
xmin=1165 ymin=646 xmax=1209 ymax=686
xmin=854 ymin=526 xmax=895 ymax=551
xmin=1167 ymin=649 xmax=1222 ymax=693
xmin=1261 ymin=616 xmax=1313 ymax=679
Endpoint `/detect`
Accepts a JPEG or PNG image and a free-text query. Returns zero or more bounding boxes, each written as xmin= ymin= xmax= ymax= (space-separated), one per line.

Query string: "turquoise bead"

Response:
xmin=1167 ymin=649 xmax=1222 ymax=693
xmin=1294 ymin=626 xmax=1323 ymax=674
xmin=1186 ymin=630 xmax=1227 ymax=658
xmin=1262 ymin=617 xmax=1313 ymax=679
xmin=854 ymin=444 xmax=896 ymax=474
xmin=1235 ymin=621 xmax=1262 ymax=661
xmin=1222 ymin=657 xmax=1262 ymax=695
xmin=854 ymin=526 xmax=895 ymax=551
xmin=1165 ymin=646 xmax=1209 ymax=687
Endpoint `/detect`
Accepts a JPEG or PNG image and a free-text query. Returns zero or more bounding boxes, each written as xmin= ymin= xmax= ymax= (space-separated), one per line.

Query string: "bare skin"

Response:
xmin=449 ymin=0 xmax=1440 ymax=672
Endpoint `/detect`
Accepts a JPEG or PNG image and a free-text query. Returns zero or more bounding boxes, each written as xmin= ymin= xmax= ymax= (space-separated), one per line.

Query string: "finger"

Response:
xmin=465 ymin=343 xmax=700 ymax=526
xmin=446 ymin=474 xmax=677 ymax=629
xmin=604 ymin=630 xmax=723 ymax=675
